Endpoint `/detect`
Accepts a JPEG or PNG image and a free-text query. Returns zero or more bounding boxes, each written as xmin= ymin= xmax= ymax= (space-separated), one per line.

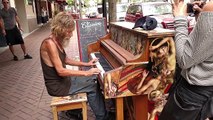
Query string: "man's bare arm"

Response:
xmin=65 ymin=57 xmax=98 ymax=67
xmin=15 ymin=15 xmax=23 ymax=31
xmin=43 ymin=40 xmax=100 ymax=77
xmin=0 ymin=18 xmax=6 ymax=35
xmin=65 ymin=57 xmax=90 ymax=66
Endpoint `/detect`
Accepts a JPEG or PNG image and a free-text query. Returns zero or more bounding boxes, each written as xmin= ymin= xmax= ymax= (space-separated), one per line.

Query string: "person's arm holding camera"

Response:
xmin=172 ymin=0 xmax=191 ymax=69
xmin=173 ymin=0 xmax=213 ymax=69
xmin=192 ymin=1 xmax=205 ymax=20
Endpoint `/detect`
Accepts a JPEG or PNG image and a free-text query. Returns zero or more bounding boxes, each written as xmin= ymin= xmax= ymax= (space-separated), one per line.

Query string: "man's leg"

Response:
xmin=20 ymin=43 xmax=26 ymax=55
xmin=9 ymin=45 xmax=15 ymax=56
xmin=9 ymin=45 xmax=18 ymax=61
xmin=87 ymin=84 xmax=107 ymax=120
xmin=20 ymin=43 xmax=32 ymax=59
xmin=69 ymin=76 xmax=107 ymax=120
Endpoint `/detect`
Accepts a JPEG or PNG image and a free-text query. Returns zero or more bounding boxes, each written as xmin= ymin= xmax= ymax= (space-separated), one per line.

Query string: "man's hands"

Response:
xmin=172 ymin=0 xmax=188 ymax=17
xmin=87 ymin=68 xmax=101 ymax=76
xmin=193 ymin=1 xmax=203 ymax=13
xmin=193 ymin=1 xmax=206 ymax=20
xmin=87 ymin=58 xmax=99 ymax=66
xmin=87 ymin=58 xmax=101 ymax=76
xmin=19 ymin=27 xmax=24 ymax=34
xmin=172 ymin=0 xmax=205 ymax=17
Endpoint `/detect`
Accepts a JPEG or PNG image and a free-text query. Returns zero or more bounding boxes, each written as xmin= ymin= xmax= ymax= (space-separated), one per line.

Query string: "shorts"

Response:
xmin=0 ymin=34 xmax=7 ymax=47
xmin=5 ymin=26 xmax=24 ymax=45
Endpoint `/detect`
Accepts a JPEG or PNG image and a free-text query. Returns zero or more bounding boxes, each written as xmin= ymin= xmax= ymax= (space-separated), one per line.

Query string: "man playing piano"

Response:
xmin=40 ymin=12 xmax=108 ymax=120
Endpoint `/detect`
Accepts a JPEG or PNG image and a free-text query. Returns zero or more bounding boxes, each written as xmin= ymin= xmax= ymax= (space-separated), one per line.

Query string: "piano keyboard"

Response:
xmin=90 ymin=52 xmax=113 ymax=80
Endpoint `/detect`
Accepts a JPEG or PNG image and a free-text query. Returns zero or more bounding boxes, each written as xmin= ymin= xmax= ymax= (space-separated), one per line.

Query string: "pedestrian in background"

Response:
xmin=0 ymin=17 xmax=6 ymax=47
xmin=41 ymin=7 xmax=48 ymax=24
xmin=0 ymin=0 xmax=32 ymax=61
xmin=159 ymin=1 xmax=213 ymax=120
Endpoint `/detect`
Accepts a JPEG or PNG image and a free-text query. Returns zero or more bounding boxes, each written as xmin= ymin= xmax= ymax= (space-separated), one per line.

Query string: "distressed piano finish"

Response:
xmin=110 ymin=22 xmax=174 ymax=56
xmin=87 ymin=21 xmax=174 ymax=120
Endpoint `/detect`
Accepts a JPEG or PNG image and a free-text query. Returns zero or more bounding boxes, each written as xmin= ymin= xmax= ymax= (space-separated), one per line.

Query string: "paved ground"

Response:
xmin=0 ymin=23 xmax=95 ymax=120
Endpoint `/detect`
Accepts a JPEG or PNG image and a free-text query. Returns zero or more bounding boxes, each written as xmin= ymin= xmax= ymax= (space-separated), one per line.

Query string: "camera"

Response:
xmin=187 ymin=2 xmax=206 ymax=14
xmin=187 ymin=3 xmax=194 ymax=13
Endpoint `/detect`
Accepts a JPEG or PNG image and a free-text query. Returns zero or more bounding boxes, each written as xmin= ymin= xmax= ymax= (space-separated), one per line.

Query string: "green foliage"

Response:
xmin=66 ymin=0 xmax=103 ymax=7
xmin=67 ymin=0 xmax=74 ymax=6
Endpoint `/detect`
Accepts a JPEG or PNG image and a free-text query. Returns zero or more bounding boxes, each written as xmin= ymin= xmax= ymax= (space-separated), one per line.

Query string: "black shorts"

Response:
xmin=5 ymin=26 xmax=24 ymax=45
xmin=0 ymin=34 xmax=7 ymax=47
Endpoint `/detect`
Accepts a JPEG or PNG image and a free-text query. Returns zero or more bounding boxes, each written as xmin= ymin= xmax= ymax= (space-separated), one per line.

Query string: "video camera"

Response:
xmin=187 ymin=2 xmax=205 ymax=14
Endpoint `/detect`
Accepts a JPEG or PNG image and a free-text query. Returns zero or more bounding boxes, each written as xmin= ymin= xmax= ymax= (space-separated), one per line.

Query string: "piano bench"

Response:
xmin=50 ymin=93 xmax=87 ymax=120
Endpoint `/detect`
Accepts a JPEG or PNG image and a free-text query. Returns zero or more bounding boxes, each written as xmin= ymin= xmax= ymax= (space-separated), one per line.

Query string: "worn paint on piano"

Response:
xmin=103 ymin=64 xmax=148 ymax=99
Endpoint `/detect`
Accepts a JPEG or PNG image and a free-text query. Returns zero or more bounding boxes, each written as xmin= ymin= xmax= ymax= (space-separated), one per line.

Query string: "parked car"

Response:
xmin=116 ymin=3 xmax=128 ymax=21
xmin=97 ymin=3 xmax=128 ymax=21
xmin=125 ymin=2 xmax=195 ymax=32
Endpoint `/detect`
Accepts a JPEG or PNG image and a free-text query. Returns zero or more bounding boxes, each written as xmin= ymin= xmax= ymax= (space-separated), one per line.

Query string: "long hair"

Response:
xmin=51 ymin=12 xmax=75 ymax=43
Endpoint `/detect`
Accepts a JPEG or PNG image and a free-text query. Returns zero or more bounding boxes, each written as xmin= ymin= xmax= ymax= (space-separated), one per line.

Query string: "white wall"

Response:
xmin=14 ymin=0 xmax=29 ymax=33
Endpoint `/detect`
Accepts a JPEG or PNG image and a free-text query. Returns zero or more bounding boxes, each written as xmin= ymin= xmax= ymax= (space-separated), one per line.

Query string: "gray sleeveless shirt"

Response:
xmin=40 ymin=41 xmax=71 ymax=96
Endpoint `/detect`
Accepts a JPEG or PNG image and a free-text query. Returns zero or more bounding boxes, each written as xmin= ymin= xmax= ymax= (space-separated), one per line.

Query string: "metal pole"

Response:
xmin=102 ymin=0 xmax=107 ymax=20
xmin=79 ymin=0 xmax=82 ymax=18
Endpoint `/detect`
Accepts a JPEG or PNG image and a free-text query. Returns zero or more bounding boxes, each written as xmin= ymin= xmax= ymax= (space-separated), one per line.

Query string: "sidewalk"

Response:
xmin=0 ymin=23 xmax=95 ymax=120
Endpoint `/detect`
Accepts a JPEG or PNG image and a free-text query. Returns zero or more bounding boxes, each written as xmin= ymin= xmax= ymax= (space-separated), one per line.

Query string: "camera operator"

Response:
xmin=158 ymin=1 xmax=213 ymax=120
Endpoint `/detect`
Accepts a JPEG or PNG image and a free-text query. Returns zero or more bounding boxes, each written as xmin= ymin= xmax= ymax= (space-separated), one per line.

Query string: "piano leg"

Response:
xmin=116 ymin=95 xmax=148 ymax=120
xmin=116 ymin=97 xmax=124 ymax=120
xmin=133 ymin=95 xmax=148 ymax=120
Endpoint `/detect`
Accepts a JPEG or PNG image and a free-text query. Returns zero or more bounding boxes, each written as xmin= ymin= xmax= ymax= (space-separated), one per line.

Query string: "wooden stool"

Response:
xmin=50 ymin=93 xmax=87 ymax=120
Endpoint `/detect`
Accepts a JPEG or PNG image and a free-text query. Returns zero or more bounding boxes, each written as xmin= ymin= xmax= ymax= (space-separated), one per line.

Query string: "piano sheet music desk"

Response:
xmin=88 ymin=21 xmax=174 ymax=120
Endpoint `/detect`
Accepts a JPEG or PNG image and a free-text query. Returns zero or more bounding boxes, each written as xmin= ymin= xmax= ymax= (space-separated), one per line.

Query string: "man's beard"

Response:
xmin=62 ymin=37 xmax=71 ymax=48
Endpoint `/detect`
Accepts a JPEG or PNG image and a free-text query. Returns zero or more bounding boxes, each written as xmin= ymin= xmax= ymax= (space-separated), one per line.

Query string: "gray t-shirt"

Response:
xmin=0 ymin=7 xmax=17 ymax=30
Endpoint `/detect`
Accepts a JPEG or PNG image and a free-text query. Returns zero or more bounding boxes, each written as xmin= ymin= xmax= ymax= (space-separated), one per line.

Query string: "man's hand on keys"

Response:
xmin=88 ymin=68 xmax=101 ymax=75
xmin=88 ymin=58 xmax=99 ymax=66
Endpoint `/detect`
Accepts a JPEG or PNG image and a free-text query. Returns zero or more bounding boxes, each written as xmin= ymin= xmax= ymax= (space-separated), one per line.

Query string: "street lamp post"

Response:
xmin=102 ymin=0 xmax=107 ymax=18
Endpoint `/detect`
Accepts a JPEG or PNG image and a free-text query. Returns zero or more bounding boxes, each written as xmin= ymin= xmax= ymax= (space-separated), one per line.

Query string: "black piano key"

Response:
xmin=94 ymin=53 xmax=113 ymax=72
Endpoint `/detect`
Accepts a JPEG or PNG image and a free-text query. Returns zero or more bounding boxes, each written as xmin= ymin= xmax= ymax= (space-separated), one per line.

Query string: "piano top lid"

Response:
xmin=110 ymin=22 xmax=175 ymax=38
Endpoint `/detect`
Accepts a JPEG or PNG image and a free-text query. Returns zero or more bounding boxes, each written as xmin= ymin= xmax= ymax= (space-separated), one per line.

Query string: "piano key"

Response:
xmin=90 ymin=52 xmax=113 ymax=80
xmin=90 ymin=53 xmax=105 ymax=80
xmin=94 ymin=52 xmax=113 ymax=72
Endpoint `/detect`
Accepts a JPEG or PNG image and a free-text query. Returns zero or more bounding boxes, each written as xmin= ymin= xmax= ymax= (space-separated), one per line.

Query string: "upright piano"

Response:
xmin=87 ymin=22 xmax=174 ymax=120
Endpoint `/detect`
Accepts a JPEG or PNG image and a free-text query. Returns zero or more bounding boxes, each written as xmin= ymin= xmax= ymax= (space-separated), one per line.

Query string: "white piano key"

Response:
xmin=90 ymin=53 xmax=105 ymax=80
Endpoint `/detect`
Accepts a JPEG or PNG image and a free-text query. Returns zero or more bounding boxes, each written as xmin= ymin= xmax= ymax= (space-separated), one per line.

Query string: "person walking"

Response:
xmin=41 ymin=7 xmax=48 ymax=24
xmin=0 ymin=0 xmax=32 ymax=61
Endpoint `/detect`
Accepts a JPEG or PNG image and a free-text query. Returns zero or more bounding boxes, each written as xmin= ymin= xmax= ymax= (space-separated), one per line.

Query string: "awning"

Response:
xmin=48 ymin=0 xmax=67 ymax=5
xmin=47 ymin=0 xmax=66 ymax=2
xmin=56 ymin=0 xmax=66 ymax=2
